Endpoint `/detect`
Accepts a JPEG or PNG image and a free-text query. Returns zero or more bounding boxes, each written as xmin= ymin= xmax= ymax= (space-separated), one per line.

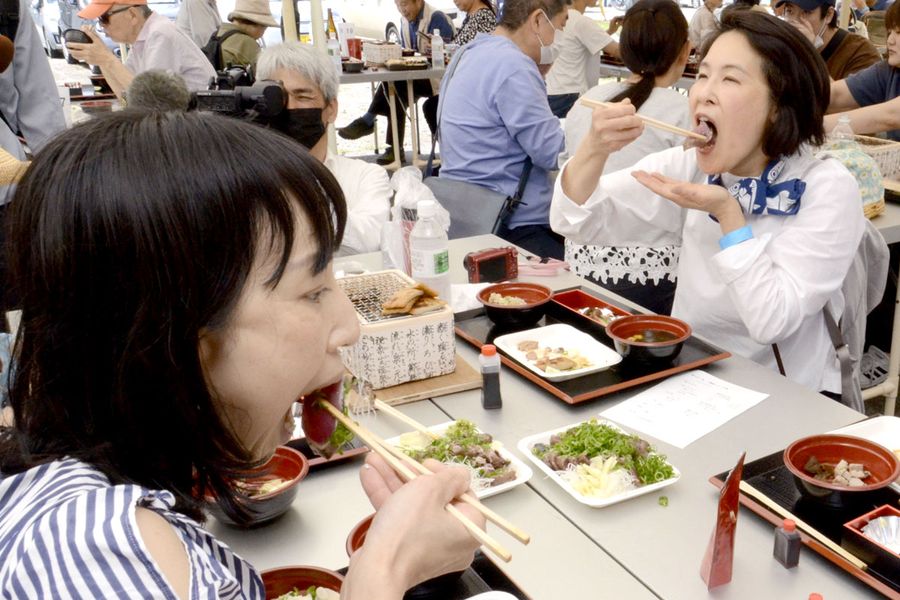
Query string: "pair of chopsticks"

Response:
xmin=578 ymin=97 xmax=707 ymax=141
xmin=318 ymin=401 xmax=530 ymax=562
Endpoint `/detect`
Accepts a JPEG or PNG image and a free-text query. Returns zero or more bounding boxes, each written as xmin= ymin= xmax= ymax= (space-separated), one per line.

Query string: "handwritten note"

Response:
xmin=600 ymin=371 xmax=769 ymax=449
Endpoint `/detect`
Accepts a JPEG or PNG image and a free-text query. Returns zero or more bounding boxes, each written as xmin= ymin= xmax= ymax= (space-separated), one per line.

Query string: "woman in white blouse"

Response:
xmin=551 ymin=10 xmax=865 ymax=395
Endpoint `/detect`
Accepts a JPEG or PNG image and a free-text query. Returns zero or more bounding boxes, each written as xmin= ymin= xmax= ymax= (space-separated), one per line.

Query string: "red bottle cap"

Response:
xmin=783 ymin=519 xmax=796 ymax=532
xmin=809 ymin=594 xmax=823 ymax=600
xmin=481 ymin=344 xmax=497 ymax=356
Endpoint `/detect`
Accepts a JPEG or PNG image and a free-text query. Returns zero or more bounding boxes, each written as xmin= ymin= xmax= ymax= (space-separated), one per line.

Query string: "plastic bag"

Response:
xmin=383 ymin=167 xmax=451 ymax=273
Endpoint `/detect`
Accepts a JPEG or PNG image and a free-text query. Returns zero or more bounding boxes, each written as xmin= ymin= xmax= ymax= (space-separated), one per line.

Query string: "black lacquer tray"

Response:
xmin=711 ymin=451 xmax=900 ymax=598
xmin=455 ymin=286 xmax=730 ymax=404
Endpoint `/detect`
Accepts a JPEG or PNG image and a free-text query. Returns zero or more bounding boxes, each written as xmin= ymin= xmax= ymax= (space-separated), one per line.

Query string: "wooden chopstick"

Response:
xmin=739 ymin=481 xmax=867 ymax=570
xmin=318 ymin=401 xmax=515 ymax=562
xmin=578 ymin=97 xmax=708 ymax=141
xmin=364 ymin=414 xmax=531 ymax=545
xmin=374 ymin=399 xmax=440 ymax=440
xmin=372 ymin=401 xmax=530 ymax=544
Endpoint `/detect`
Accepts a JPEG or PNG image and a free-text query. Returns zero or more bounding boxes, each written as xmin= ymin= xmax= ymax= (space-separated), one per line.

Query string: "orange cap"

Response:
xmin=782 ymin=519 xmax=796 ymax=532
xmin=809 ymin=594 xmax=823 ymax=600
xmin=78 ymin=0 xmax=147 ymax=20
xmin=481 ymin=344 xmax=497 ymax=356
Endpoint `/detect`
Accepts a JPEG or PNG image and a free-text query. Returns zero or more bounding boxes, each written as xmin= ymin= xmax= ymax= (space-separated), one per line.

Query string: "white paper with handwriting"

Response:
xmin=600 ymin=371 xmax=769 ymax=449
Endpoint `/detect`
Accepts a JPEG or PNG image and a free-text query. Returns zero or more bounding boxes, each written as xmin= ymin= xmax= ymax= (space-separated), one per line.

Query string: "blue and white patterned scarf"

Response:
xmin=707 ymin=159 xmax=806 ymax=216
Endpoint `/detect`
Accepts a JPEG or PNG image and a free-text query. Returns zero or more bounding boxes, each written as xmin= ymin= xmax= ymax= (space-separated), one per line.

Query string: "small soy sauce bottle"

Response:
xmin=479 ymin=345 xmax=502 ymax=409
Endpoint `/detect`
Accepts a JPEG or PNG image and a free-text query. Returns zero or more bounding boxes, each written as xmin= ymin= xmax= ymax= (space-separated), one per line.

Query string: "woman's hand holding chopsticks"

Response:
xmin=562 ymin=99 xmax=644 ymax=206
xmin=343 ymin=453 xmax=484 ymax=598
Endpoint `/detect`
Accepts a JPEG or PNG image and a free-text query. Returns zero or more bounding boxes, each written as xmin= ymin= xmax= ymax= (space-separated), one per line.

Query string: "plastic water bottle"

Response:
xmin=829 ymin=115 xmax=855 ymax=142
xmin=409 ymin=200 xmax=450 ymax=300
xmin=326 ymin=10 xmax=342 ymax=78
xmin=479 ymin=345 xmax=502 ymax=409
xmin=431 ymin=28 xmax=444 ymax=70
xmin=326 ymin=37 xmax=342 ymax=78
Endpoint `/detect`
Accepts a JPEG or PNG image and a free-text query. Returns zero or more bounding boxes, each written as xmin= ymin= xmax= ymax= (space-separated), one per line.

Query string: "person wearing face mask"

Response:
xmin=545 ymin=0 xmax=621 ymax=119
xmin=775 ymin=0 xmax=880 ymax=80
xmin=437 ymin=0 xmax=569 ymax=259
xmin=258 ymin=42 xmax=391 ymax=256
xmin=825 ymin=0 xmax=900 ymax=140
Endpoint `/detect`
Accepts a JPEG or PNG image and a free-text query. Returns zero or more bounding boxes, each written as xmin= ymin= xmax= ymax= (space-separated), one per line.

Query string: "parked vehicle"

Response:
xmin=31 ymin=0 xmax=63 ymax=57
xmin=331 ymin=0 xmax=460 ymax=42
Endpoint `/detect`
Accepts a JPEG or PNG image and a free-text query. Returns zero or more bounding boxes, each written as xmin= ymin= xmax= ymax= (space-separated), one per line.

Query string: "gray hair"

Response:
xmin=257 ymin=42 xmax=339 ymax=103
xmin=499 ymin=0 xmax=570 ymax=29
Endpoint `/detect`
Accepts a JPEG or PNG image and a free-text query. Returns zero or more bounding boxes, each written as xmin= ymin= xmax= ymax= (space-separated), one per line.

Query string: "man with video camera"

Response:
xmin=257 ymin=42 xmax=391 ymax=256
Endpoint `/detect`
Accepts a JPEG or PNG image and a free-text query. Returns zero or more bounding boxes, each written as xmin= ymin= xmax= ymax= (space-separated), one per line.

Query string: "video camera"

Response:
xmin=191 ymin=66 xmax=286 ymax=118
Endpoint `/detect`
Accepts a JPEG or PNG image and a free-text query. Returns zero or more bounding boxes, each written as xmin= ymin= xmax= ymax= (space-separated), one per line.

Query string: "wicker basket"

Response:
xmin=855 ymin=134 xmax=900 ymax=180
xmin=337 ymin=270 xmax=456 ymax=389
xmin=362 ymin=42 xmax=402 ymax=67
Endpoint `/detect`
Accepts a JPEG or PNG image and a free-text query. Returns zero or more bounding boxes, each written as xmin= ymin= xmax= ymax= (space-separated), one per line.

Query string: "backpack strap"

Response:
xmin=428 ymin=44 xmax=532 ymax=220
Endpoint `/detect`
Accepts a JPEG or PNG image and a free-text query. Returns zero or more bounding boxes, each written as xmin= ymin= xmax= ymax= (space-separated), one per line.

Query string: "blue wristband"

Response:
xmin=719 ymin=225 xmax=753 ymax=250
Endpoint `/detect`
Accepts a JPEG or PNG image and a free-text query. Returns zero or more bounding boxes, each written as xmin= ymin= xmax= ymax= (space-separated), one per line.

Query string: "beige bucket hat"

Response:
xmin=0 ymin=148 xmax=27 ymax=186
xmin=228 ymin=0 xmax=279 ymax=27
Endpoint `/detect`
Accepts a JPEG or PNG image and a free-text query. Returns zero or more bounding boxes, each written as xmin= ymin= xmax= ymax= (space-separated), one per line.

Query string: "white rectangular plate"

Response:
xmin=385 ymin=421 xmax=533 ymax=499
xmin=830 ymin=416 xmax=900 ymax=492
xmin=517 ymin=419 xmax=680 ymax=508
xmin=493 ymin=323 xmax=622 ymax=382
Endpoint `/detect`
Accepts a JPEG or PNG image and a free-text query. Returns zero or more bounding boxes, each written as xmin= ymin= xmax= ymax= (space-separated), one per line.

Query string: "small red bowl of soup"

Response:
xmin=784 ymin=434 xmax=900 ymax=508
xmin=606 ymin=315 xmax=691 ymax=365
xmin=477 ymin=282 xmax=552 ymax=328
xmin=260 ymin=565 xmax=343 ymax=599
xmin=206 ymin=445 xmax=309 ymax=527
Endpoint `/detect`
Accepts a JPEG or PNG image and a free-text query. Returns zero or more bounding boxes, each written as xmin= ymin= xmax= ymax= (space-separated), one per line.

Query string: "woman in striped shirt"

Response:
xmin=0 ymin=111 xmax=483 ymax=599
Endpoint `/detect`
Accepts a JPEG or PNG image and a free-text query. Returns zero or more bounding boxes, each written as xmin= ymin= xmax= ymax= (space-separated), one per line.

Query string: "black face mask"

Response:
xmin=278 ymin=107 xmax=327 ymax=149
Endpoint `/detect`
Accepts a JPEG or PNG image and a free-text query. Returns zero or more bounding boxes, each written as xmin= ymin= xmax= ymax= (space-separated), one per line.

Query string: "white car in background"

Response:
xmin=331 ymin=0 xmax=461 ymax=42
xmin=31 ymin=0 xmax=63 ymax=57
xmin=216 ymin=0 xmax=462 ymax=48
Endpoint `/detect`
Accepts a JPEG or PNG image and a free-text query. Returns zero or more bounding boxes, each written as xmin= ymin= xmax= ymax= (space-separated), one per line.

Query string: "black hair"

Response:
xmin=498 ymin=0 xmax=570 ymax=29
xmin=478 ymin=0 xmax=498 ymax=16
xmin=887 ymin=0 xmax=900 ymax=31
xmin=609 ymin=0 xmax=688 ymax=110
xmin=1 ymin=111 xmax=346 ymax=524
xmin=819 ymin=4 xmax=837 ymax=29
xmin=701 ymin=10 xmax=829 ymax=157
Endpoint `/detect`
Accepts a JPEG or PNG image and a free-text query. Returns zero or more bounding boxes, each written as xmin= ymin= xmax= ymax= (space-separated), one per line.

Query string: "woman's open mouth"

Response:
xmin=684 ymin=117 xmax=717 ymax=153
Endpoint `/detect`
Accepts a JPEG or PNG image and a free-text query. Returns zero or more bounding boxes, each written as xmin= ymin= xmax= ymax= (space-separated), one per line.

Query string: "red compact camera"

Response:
xmin=463 ymin=247 xmax=518 ymax=283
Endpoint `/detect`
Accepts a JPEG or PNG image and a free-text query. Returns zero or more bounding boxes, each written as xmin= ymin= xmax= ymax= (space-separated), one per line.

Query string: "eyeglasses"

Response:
xmin=98 ymin=5 xmax=133 ymax=25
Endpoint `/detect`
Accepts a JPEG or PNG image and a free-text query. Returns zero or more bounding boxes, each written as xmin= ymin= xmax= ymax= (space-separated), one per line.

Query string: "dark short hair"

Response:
xmin=887 ymin=0 xmax=900 ymax=31
xmin=821 ymin=4 xmax=837 ymax=28
xmin=610 ymin=0 xmax=688 ymax=110
xmin=1 ymin=111 xmax=346 ymax=524
xmin=499 ymin=0 xmax=570 ymax=30
xmin=701 ymin=11 xmax=829 ymax=157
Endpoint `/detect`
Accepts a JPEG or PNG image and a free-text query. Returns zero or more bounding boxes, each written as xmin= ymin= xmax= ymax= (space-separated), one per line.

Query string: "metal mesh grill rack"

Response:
xmin=337 ymin=271 xmax=414 ymax=324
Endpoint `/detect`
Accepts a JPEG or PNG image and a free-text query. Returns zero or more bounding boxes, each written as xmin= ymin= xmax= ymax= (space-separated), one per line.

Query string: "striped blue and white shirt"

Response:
xmin=0 ymin=458 xmax=264 ymax=599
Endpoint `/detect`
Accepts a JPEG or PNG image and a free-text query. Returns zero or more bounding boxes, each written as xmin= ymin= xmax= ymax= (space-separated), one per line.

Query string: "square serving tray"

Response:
xmin=454 ymin=286 xmax=730 ymax=405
